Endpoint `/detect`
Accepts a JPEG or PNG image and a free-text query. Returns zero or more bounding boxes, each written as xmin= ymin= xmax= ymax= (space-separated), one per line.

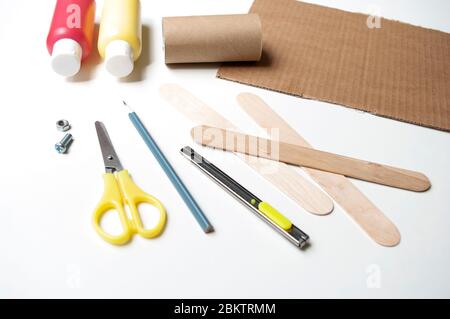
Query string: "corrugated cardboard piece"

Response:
xmin=217 ymin=0 xmax=450 ymax=131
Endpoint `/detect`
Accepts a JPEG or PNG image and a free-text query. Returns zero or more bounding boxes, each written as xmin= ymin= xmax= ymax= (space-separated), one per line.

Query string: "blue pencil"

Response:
xmin=123 ymin=101 xmax=214 ymax=233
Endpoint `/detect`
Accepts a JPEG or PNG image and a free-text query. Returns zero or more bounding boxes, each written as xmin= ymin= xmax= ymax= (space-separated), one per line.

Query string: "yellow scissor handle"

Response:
xmin=93 ymin=173 xmax=133 ymax=245
xmin=92 ymin=170 xmax=167 ymax=245
xmin=116 ymin=170 xmax=167 ymax=239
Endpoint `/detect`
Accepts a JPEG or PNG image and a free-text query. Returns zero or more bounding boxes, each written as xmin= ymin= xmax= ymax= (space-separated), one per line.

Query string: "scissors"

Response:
xmin=92 ymin=121 xmax=167 ymax=245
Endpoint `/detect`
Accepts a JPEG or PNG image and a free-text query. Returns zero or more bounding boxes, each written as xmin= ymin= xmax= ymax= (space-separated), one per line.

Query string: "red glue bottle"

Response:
xmin=47 ymin=0 xmax=96 ymax=77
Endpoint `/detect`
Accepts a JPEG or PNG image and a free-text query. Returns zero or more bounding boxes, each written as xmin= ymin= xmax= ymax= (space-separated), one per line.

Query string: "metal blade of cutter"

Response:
xmin=95 ymin=121 xmax=123 ymax=174
xmin=180 ymin=146 xmax=310 ymax=248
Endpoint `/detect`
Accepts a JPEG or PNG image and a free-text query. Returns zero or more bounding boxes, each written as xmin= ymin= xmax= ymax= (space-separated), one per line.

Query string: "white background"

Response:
xmin=0 ymin=0 xmax=449 ymax=298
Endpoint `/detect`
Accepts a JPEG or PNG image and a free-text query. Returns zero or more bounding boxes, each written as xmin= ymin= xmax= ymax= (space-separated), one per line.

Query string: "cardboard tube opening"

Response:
xmin=163 ymin=14 xmax=263 ymax=64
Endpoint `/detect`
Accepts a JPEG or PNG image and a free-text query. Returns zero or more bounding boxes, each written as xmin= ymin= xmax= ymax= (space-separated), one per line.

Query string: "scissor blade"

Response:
xmin=95 ymin=121 xmax=123 ymax=173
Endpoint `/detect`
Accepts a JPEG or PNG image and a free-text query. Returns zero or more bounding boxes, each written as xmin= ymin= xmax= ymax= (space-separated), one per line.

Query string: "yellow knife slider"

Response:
xmin=258 ymin=202 xmax=293 ymax=231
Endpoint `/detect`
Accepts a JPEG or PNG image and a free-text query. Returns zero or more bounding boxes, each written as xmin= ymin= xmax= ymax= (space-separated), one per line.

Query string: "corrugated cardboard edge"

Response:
xmin=216 ymin=1 xmax=450 ymax=132
xmin=216 ymin=76 xmax=450 ymax=132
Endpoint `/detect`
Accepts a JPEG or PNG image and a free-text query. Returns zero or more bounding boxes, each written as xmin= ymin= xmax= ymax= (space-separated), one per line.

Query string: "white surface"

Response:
xmin=0 ymin=0 xmax=449 ymax=299
xmin=51 ymin=39 xmax=82 ymax=77
xmin=105 ymin=40 xmax=135 ymax=78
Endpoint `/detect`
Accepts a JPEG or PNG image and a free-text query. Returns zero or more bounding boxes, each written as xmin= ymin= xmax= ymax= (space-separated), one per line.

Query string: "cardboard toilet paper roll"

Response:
xmin=163 ymin=14 xmax=263 ymax=64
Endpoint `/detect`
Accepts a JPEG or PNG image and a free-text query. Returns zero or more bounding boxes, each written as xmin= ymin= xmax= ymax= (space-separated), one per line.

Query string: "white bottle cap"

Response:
xmin=105 ymin=40 xmax=134 ymax=78
xmin=51 ymin=39 xmax=82 ymax=77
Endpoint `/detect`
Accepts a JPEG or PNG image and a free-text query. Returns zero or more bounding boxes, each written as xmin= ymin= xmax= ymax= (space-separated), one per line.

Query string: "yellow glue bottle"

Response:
xmin=98 ymin=0 xmax=142 ymax=78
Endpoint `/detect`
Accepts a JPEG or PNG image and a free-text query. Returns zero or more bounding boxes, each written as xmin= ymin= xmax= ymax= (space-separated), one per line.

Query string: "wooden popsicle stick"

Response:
xmin=191 ymin=125 xmax=431 ymax=192
xmin=237 ymin=93 xmax=401 ymax=246
xmin=159 ymin=84 xmax=334 ymax=215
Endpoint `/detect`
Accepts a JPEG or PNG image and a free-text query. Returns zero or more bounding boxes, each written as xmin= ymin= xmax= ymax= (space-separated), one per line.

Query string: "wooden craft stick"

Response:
xmin=159 ymin=84 xmax=334 ymax=215
xmin=191 ymin=125 xmax=431 ymax=192
xmin=237 ymin=93 xmax=401 ymax=246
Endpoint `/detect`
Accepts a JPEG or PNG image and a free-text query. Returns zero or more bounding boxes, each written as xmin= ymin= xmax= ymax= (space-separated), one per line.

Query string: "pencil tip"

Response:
xmin=122 ymin=100 xmax=133 ymax=112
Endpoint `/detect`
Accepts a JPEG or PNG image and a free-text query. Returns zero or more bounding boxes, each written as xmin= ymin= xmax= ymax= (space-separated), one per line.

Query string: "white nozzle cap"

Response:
xmin=51 ymin=39 xmax=82 ymax=77
xmin=105 ymin=40 xmax=134 ymax=78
